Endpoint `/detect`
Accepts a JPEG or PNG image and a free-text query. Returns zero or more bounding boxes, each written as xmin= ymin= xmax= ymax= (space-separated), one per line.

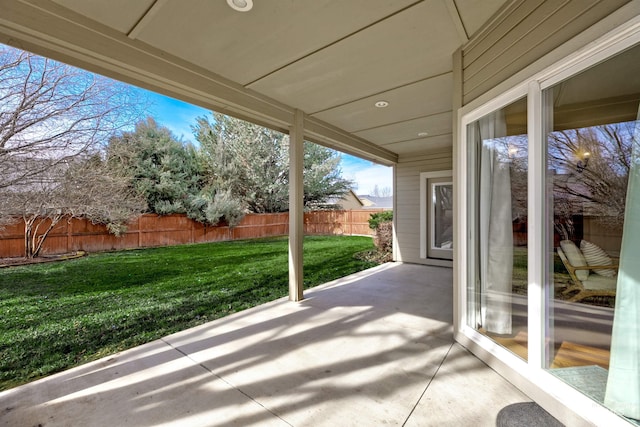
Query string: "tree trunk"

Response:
xmin=24 ymin=216 xmax=34 ymax=259
xmin=24 ymin=215 xmax=62 ymax=258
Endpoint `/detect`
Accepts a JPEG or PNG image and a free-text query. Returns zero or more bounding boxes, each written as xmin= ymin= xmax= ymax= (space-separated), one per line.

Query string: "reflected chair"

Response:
xmin=557 ymin=242 xmax=618 ymax=302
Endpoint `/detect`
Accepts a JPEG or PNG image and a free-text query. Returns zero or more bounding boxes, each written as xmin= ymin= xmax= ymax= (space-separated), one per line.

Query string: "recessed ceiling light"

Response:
xmin=418 ymin=132 xmax=429 ymax=137
xmin=227 ymin=0 xmax=253 ymax=12
xmin=374 ymin=101 xmax=389 ymax=108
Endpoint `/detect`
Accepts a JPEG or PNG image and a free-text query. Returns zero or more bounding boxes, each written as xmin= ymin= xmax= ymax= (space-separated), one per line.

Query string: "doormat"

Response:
xmin=550 ymin=365 xmax=608 ymax=404
xmin=550 ymin=365 xmax=640 ymax=426
xmin=496 ymin=402 xmax=564 ymax=426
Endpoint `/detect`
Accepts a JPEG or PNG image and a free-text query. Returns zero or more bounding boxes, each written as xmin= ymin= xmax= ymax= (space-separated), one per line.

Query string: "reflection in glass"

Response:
xmin=431 ymin=182 xmax=453 ymax=249
xmin=467 ymin=97 xmax=528 ymax=359
xmin=544 ymin=43 xmax=640 ymax=422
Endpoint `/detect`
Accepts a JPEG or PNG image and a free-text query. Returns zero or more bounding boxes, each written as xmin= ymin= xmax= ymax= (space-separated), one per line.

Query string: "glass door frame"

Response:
xmin=455 ymin=15 xmax=640 ymax=426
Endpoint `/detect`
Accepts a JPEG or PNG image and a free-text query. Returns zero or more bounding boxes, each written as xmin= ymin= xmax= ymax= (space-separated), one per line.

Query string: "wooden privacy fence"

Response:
xmin=0 ymin=210 xmax=383 ymax=258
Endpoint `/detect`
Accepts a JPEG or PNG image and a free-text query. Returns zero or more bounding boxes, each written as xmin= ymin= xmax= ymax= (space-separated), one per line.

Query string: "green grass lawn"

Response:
xmin=0 ymin=235 xmax=377 ymax=390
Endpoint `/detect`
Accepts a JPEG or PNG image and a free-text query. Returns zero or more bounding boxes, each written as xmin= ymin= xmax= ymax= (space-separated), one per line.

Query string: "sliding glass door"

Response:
xmin=463 ymin=40 xmax=640 ymax=424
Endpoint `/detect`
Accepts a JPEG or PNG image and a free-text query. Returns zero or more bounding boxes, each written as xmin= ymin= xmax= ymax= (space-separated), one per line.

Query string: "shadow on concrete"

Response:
xmin=0 ymin=263 xmax=529 ymax=426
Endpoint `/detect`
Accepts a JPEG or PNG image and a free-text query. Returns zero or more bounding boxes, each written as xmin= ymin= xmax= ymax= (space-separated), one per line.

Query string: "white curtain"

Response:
xmin=476 ymin=112 xmax=513 ymax=335
xmin=605 ymin=109 xmax=640 ymax=420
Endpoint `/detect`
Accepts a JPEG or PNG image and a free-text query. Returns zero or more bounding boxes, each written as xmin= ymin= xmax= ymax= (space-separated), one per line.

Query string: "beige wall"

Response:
xmin=394 ymin=147 xmax=452 ymax=266
xmin=336 ymin=191 xmax=364 ymax=210
xmin=583 ymin=217 xmax=624 ymax=255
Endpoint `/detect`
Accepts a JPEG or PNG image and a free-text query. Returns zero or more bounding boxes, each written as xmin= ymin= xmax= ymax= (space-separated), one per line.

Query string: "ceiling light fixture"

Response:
xmin=374 ymin=101 xmax=389 ymax=108
xmin=418 ymin=132 xmax=429 ymax=137
xmin=227 ymin=0 xmax=253 ymax=12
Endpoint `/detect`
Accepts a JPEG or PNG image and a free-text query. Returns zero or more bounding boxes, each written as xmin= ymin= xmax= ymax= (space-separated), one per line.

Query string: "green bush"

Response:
xmin=368 ymin=211 xmax=393 ymax=230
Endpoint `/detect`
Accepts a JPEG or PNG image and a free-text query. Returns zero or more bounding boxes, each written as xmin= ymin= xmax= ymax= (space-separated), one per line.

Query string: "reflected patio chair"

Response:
xmin=557 ymin=240 xmax=618 ymax=302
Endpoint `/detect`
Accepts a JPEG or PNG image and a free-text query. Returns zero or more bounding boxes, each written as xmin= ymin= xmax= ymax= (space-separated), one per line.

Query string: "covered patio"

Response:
xmin=3 ymin=1 xmax=639 ymax=424
xmin=0 ymin=263 xmax=534 ymax=426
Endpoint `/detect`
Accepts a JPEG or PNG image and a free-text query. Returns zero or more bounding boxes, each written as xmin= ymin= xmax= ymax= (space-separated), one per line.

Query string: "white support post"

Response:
xmin=288 ymin=109 xmax=304 ymax=301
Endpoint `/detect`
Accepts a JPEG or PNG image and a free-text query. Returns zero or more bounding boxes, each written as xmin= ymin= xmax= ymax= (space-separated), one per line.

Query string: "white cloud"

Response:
xmin=340 ymin=155 xmax=393 ymax=195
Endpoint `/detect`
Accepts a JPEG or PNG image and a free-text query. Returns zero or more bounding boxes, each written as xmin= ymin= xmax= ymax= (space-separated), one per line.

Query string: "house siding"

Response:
xmin=462 ymin=0 xmax=631 ymax=104
xmin=395 ymin=147 xmax=452 ymax=266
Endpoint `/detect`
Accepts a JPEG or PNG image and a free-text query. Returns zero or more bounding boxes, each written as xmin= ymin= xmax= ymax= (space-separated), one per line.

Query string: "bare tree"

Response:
xmin=0 ymin=45 xmax=146 ymax=254
xmin=0 ymin=45 xmax=141 ymax=193
xmin=2 ymin=156 xmax=146 ymax=258
xmin=371 ymin=185 xmax=392 ymax=198
xmin=0 ymin=45 xmax=147 ymax=255
xmin=549 ymin=124 xmax=634 ymax=229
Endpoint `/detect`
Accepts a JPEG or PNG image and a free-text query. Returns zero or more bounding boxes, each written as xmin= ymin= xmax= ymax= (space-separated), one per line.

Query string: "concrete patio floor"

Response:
xmin=1 ymin=263 xmax=536 ymax=426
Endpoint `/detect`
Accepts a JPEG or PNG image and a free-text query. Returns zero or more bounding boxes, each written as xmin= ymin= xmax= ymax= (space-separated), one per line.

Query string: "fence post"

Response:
xmin=67 ymin=218 xmax=72 ymax=253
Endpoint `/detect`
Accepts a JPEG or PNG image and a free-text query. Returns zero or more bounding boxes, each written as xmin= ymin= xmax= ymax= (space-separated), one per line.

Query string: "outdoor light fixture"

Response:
xmin=577 ymin=151 xmax=590 ymax=173
xmin=374 ymin=101 xmax=389 ymax=108
xmin=227 ymin=0 xmax=253 ymax=12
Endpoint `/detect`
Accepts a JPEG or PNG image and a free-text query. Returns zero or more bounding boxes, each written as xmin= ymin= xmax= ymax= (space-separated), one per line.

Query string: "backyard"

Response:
xmin=0 ymin=235 xmax=378 ymax=391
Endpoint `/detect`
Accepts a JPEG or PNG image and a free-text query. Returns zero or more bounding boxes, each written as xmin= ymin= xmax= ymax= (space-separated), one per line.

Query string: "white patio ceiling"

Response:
xmin=0 ymin=0 xmax=508 ymax=164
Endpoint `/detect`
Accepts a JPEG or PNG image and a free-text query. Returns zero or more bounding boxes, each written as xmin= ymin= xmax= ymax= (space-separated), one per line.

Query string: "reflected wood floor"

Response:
xmin=490 ymin=330 xmax=610 ymax=369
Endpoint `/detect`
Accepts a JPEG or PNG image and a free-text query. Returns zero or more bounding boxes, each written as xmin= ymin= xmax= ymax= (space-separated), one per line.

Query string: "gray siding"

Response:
xmin=395 ymin=148 xmax=453 ymax=266
xmin=462 ymin=0 xmax=631 ymax=104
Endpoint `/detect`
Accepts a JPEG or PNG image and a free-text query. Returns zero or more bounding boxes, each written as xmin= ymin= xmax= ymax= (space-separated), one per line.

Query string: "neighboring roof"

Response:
xmin=322 ymin=190 xmax=364 ymax=210
xmin=0 ymin=0 xmax=510 ymax=163
xmin=357 ymin=195 xmax=393 ymax=209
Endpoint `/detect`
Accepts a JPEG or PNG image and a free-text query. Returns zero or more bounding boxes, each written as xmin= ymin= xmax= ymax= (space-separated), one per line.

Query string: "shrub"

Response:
xmin=368 ymin=211 xmax=393 ymax=254
xmin=368 ymin=211 xmax=393 ymax=230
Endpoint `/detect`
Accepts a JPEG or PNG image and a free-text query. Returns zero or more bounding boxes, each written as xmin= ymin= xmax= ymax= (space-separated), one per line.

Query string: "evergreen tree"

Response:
xmin=194 ymin=113 xmax=353 ymax=218
xmin=303 ymin=141 xmax=353 ymax=208
xmin=107 ymin=118 xmax=203 ymax=216
xmin=194 ymin=113 xmax=288 ymax=217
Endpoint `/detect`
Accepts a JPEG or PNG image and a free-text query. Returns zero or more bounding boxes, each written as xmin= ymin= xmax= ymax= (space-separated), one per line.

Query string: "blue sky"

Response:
xmin=143 ymin=90 xmax=393 ymax=196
